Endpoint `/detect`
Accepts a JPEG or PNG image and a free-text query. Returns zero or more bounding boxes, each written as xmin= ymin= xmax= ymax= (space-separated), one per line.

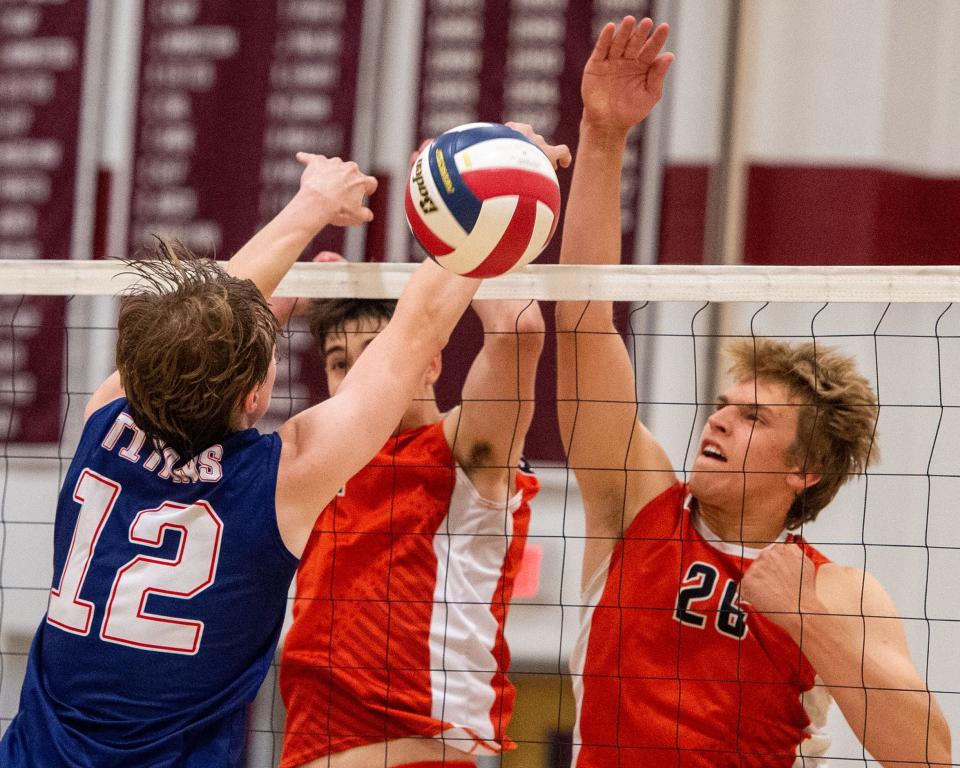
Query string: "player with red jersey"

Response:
xmin=555 ymin=16 xmax=951 ymax=767
xmin=278 ymin=129 xmax=571 ymax=768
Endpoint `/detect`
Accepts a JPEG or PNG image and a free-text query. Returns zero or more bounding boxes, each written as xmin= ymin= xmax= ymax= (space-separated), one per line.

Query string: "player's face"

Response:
xmin=323 ymin=315 xmax=388 ymax=396
xmin=689 ymin=378 xmax=807 ymax=514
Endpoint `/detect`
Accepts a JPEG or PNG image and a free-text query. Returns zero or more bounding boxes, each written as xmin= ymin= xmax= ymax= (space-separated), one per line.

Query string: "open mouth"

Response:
xmin=700 ymin=442 xmax=727 ymax=462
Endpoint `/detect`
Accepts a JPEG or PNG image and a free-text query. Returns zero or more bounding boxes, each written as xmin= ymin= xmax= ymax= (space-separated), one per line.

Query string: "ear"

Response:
xmin=240 ymin=386 xmax=260 ymax=420
xmin=423 ymin=351 xmax=443 ymax=387
xmin=786 ymin=469 xmax=821 ymax=492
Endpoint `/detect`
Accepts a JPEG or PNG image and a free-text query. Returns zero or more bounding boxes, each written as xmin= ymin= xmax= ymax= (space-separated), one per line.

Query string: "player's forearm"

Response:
xmin=391 ymin=259 xmax=481 ymax=359
xmin=789 ymin=612 xmax=951 ymax=765
xmin=556 ymin=122 xmax=629 ymax=332
xmin=559 ymin=121 xmax=628 ymax=270
xmin=227 ymin=191 xmax=334 ymax=298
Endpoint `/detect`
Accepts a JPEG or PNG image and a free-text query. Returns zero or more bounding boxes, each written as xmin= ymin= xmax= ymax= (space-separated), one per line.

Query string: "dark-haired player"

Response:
xmin=279 ymin=123 xmax=570 ymax=768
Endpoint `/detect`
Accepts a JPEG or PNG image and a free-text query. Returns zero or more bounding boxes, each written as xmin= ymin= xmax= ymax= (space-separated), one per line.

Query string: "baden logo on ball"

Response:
xmin=404 ymin=122 xmax=561 ymax=277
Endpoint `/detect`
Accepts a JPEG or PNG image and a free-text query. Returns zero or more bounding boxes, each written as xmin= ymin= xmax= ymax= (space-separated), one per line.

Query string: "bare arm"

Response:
xmin=744 ymin=545 xmax=952 ymax=767
xmin=226 ymin=154 xmax=375 ymax=297
xmin=276 ymin=259 xmax=481 ymax=555
xmin=441 ymin=123 xmax=566 ymax=502
xmin=444 ymin=299 xmax=544 ymax=503
xmin=556 ymin=18 xmax=676 ymax=569
xmin=85 ymin=156 xmax=374 ymax=423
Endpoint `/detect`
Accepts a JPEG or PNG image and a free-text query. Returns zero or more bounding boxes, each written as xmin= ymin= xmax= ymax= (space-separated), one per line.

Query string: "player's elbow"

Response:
xmin=555 ymin=299 xmax=613 ymax=333
xmin=515 ymin=301 xmax=545 ymax=335
xmin=555 ymin=300 xmax=585 ymax=332
xmin=514 ymin=306 xmax=545 ymax=357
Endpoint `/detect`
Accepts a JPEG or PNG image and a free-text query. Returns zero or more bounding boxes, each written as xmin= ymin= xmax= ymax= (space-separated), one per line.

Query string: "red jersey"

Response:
xmin=279 ymin=421 xmax=539 ymax=767
xmin=570 ymin=483 xmax=832 ymax=768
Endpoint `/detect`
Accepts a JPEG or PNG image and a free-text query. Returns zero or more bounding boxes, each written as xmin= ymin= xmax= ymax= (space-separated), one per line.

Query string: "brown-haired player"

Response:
xmin=556 ymin=16 xmax=951 ymax=768
xmin=278 ymin=127 xmax=571 ymax=768
xmin=0 ymin=154 xmax=487 ymax=767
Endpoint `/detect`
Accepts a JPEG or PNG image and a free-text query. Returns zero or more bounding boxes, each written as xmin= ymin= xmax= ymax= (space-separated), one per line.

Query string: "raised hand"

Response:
xmin=408 ymin=138 xmax=432 ymax=171
xmin=505 ymin=121 xmax=572 ymax=170
xmin=582 ymin=16 xmax=674 ymax=132
xmin=295 ymin=153 xmax=378 ymax=227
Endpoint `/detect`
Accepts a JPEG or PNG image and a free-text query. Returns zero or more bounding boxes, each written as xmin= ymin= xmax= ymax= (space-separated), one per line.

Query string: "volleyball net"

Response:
xmin=1 ymin=260 xmax=958 ymax=767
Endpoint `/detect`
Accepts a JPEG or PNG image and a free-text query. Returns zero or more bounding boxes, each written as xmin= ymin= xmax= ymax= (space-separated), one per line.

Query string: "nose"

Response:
xmin=707 ymin=406 xmax=730 ymax=433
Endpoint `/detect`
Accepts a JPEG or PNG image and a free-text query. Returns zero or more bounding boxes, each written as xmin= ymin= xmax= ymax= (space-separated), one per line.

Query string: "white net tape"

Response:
xmin=3 ymin=260 xmax=960 ymax=302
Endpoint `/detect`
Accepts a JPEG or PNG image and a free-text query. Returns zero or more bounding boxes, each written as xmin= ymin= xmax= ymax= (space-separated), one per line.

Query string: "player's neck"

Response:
xmin=395 ymin=391 xmax=441 ymax=434
xmin=693 ymin=497 xmax=788 ymax=549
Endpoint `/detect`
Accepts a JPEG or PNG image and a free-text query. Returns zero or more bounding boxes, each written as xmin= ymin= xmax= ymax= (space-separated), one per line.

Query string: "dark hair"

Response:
xmin=116 ymin=238 xmax=280 ymax=460
xmin=308 ymin=299 xmax=396 ymax=347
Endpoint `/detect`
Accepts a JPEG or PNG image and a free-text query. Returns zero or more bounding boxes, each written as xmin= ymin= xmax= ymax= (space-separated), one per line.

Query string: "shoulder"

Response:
xmin=816 ymin=562 xmax=899 ymax=619
xmin=624 ymin=481 xmax=688 ymax=537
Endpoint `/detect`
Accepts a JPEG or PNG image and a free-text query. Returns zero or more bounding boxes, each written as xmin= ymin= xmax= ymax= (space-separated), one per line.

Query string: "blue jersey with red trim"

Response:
xmin=1 ymin=398 xmax=298 ymax=767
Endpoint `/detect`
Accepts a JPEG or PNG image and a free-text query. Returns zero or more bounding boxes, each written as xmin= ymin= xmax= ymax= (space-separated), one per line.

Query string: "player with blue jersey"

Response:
xmin=0 ymin=153 xmax=486 ymax=767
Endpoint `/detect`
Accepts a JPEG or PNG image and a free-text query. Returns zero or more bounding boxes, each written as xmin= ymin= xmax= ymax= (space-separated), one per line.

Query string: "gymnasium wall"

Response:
xmin=661 ymin=0 xmax=960 ymax=265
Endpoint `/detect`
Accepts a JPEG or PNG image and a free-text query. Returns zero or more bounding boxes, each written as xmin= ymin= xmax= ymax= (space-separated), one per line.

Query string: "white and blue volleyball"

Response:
xmin=404 ymin=122 xmax=561 ymax=277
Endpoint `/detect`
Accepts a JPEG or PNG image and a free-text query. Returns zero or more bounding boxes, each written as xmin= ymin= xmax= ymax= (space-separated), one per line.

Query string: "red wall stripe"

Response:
xmin=658 ymin=164 xmax=710 ymax=265
xmin=659 ymin=163 xmax=960 ymax=266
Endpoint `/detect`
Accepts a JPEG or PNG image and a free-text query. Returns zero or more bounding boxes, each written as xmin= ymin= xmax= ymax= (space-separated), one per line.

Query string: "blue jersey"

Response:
xmin=1 ymin=398 xmax=298 ymax=767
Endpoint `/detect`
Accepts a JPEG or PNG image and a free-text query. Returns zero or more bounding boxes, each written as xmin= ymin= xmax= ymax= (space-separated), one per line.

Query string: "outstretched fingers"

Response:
xmin=588 ymin=21 xmax=616 ymax=62
xmin=505 ymin=121 xmax=572 ymax=169
xmin=648 ymin=53 xmax=675 ymax=98
xmin=606 ymin=15 xmax=636 ymax=60
xmin=623 ymin=17 xmax=655 ymax=59
xmin=637 ymin=22 xmax=671 ymax=66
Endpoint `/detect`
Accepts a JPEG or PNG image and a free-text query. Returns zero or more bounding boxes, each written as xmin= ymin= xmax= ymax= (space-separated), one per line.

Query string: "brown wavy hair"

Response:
xmin=116 ymin=239 xmax=280 ymax=460
xmin=727 ymin=338 xmax=879 ymax=528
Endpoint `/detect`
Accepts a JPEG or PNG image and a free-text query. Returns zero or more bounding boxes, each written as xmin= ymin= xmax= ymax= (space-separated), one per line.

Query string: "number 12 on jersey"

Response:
xmin=46 ymin=469 xmax=223 ymax=655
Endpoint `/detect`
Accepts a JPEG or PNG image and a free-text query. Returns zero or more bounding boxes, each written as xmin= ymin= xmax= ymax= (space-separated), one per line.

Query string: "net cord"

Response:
xmin=3 ymin=261 xmax=960 ymax=302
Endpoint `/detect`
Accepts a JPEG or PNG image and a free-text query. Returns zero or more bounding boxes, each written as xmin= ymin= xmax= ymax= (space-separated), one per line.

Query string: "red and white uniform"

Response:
xmin=571 ymin=483 xmax=832 ymax=768
xmin=279 ymin=421 xmax=539 ymax=767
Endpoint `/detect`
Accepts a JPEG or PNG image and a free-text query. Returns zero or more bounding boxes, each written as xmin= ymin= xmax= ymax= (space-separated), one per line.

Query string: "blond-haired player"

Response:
xmin=556 ymin=16 xmax=951 ymax=767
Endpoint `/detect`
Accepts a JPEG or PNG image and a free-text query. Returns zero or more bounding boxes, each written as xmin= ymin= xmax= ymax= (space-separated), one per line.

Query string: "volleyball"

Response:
xmin=404 ymin=122 xmax=561 ymax=277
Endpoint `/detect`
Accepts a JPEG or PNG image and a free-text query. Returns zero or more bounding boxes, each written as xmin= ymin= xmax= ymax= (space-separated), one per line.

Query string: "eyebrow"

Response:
xmin=716 ymin=395 xmax=775 ymax=416
xmin=323 ymin=337 xmax=377 ymax=361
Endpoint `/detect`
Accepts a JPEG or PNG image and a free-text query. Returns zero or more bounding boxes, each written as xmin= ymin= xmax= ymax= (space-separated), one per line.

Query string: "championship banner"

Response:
xmin=417 ymin=0 xmax=652 ymax=460
xmin=129 ymin=0 xmax=364 ymax=258
xmin=129 ymin=0 xmax=365 ymax=418
xmin=0 ymin=1 xmax=90 ymax=442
